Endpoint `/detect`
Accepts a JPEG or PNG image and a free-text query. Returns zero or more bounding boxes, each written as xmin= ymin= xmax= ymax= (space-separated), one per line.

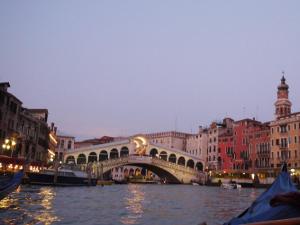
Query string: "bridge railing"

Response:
xmin=151 ymin=157 xmax=202 ymax=175
xmin=75 ymin=155 xmax=204 ymax=177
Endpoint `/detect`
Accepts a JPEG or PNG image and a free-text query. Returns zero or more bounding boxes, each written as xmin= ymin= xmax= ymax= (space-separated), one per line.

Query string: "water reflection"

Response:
xmin=32 ymin=187 xmax=59 ymax=225
xmin=121 ymin=184 xmax=145 ymax=224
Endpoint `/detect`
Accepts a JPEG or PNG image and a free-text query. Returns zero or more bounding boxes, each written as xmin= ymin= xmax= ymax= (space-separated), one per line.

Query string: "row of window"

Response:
xmin=271 ymin=123 xmax=300 ymax=134
xmin=271 ymin=150 xmax=298 ymax=159
xmin=271 ymin=136 xmax=300 ymax=147
xmin=59 ymin=139 xmax=73 ymax=149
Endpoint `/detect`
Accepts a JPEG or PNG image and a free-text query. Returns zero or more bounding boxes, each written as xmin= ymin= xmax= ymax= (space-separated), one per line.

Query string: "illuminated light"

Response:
xmin=49 ymin=134 xmax=58 ymax=144
xmin=0 ymin=163 xmax=2 ymax=168
xmin=223 ymin=170 xmax=226 ymax=173
xmin=19 ymin=166 xmax=23 ymax=170
xmin=50 ymin=158 xmax=53 ymax=162
xmin=11 ymin=140 xmax=16 ymax=146
xmin=30 ymin=166 xmax=33 ymax=171
xmin=251 ymin=173 xmax=255 ymax=180
xmin=133 ymin=140 xmax=140 ymax=148
xmin=59 ymin=161 xmax=62 ymax=164
xmin=8 ymin=164 xmax=13 ymax=169
xmin=2 ymin=144 xmax=6 ymax=149
xmin=291 ymin=168 xmax=295 ymax=173
xmin=242 ymin=172 xmax=245 ymax=175
xmin=6 ymin=145 xmax=10 ymax=150
xmin=5 ymin=139 xmax=9 ymax=144
xmin=48 ymin=149 xmax=55 ymax=156
xmin=14 ymin=165 xmax=18 ymax=169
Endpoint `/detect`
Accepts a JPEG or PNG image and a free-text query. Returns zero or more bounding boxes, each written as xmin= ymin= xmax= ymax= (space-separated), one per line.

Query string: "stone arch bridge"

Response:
xmin=64 ymin=137 xmax=205 ymax=184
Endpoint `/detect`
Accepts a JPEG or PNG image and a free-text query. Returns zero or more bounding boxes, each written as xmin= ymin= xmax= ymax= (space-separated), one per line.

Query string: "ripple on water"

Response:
xmin=0 ymin=184 xmax=264 ymax=225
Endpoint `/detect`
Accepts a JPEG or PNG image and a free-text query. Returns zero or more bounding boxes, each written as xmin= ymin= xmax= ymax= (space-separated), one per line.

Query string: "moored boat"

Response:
xmin=221 ymin=181 xmax=242 ymax=190
xmin=25 ymin=166 xmax=97 ymax=186
xmin=0 ymin=170 xmax=23 ymax=200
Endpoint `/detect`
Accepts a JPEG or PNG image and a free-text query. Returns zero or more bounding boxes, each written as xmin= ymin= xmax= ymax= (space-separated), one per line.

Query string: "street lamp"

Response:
xmin=2 ymin=138 xmax=17 ymax=157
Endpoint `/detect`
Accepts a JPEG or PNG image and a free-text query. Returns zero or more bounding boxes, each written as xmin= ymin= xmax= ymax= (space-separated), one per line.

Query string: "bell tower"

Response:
xmin=274 ymin=73 xmax=292 ymax=118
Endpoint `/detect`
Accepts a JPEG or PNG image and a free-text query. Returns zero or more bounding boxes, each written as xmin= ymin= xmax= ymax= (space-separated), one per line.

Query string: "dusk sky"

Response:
xmin=1 ymin=1 xmax=300 ymax=140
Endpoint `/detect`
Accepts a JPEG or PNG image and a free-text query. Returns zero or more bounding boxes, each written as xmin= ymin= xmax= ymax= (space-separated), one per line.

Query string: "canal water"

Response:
xmin=0 ymin=184 xmax=263 ymax=225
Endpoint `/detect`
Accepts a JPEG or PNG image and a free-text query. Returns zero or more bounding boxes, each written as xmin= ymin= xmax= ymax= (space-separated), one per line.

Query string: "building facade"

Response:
xmin=0 ymin=82 xmax=56 ymax=165
xmin=56 ymin=134 xmax=75 ymax=161
xmin=207 ymin=118 xmax=234 ymax=171
xmin=270 ymin=77 xmax=300 ymax=170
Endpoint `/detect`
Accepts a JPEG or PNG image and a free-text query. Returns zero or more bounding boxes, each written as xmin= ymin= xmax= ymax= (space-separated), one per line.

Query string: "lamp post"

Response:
xmin=2 ymin=138 xmax=17 ymax=157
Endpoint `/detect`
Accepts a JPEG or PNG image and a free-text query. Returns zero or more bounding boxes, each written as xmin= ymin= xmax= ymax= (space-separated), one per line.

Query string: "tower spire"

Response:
xmin=274 ymin=74 xmax=292 ymax=118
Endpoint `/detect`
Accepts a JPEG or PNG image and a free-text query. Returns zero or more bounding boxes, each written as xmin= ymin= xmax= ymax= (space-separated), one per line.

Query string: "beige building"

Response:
xmin=207 ymin=118 xmax=234 ymax=171
xmin=56 ymin=134 xmax=75 ymax=161
xmin=186 ymin=126 xmax=208 ymax=160
xmin=144 ymin=131 xmax=190 ymax=151
xmin=270 ymin=76 xmax=300 ymax=170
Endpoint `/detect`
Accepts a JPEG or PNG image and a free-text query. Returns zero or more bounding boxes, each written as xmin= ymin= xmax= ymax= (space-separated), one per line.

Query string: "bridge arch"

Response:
xmin=120 ymin=147 xmax=129 ymax=157
xmin=129 ymin=168 xmax=134 ymax=176
xmin=149 ymin=148 xmax=158 ymax=157
xmin=77 ymin=154 xmax=87 ymax=164
xmin=159 ymin=151 xmax=168 ymax=161
xmin=110 ymin=148 xmax=119 ymax=159
xmin=178 ymin=156 xmax=185 ymax=166
xmin=88 ymin=152 xmax=97 ymax=163
xmin=99 ymin=150 xmax=108 ymax=161
xmin=124 ymin=168 xmax=129 ymax=177
xmin=187 ymin=159 xmax=195 ymax=169
xmin=66 ymin=155 xmax=75 ymax=164
xmin=196 ymin=162 xmax=203 ymax=171
xmin=135 ymin=168 xmax=141 ymax=176
xmin=168 ymin=154 xmax=177 ymax=163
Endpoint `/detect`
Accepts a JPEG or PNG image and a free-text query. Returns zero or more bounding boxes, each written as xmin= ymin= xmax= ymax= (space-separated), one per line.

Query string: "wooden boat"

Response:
xmin=0 ymin=171 xmax=23 ymax=200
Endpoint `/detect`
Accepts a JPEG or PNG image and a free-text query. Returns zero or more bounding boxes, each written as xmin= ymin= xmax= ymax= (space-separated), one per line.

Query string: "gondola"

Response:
xmin=0 ymin=170 xmax=23 ymax=201
xmin=224 ymin=164 xmax=300 ymax=225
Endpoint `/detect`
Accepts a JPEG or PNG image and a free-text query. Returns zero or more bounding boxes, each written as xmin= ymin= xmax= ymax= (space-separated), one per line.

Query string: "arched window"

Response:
xmin=120 ymin=147 xmax=129 ymax=157
xmin=99 ymin=150 xmax=108 ymax=161
xmin=149 ymin=148 xmax=158 ymax=157
xmin=178 ymin=157 xmax=185 ymax=166
xmin=88 ymin=152 xmax=97 ymax=163
xmin=168 ymin=154 xmax=177 ymax=163
xmin=196 ymin=162 xmax=203 ymax=171
xmin=187 ymin=159 xmax=195 ymax=168
xmin=110 ymin=149 xmax=119 ymax=159
xmin=77 ymin=154 xmax=87 ymax=164
xmin=159 ymin=151 xmax=168 ymax=161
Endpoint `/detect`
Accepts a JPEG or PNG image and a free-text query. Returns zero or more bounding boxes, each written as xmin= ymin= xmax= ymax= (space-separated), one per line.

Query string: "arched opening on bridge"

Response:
xmin=110 ymin=149 xmax=119 ymax=159
xmin=178 ymin=157 xmax=185 ymax=166
xmin=196 ymin=162 xmax=203 ymax=171
xmin=120 ymin=147 xmax=129 ymax=157
xmin=66 ymin=156 xmax=75 ymax=164
xmin=168 ymin=154 xmax=177 ymax=163
xmin=99 ymin=150 xmax=108 ymax=161
xmin=88 ymin=152 xmax=97 ymax=163
xmin=149 ymin=148 xmax=158 ymax=157
xmin=141 ymin=167 xmax=147 ymax=176
xmin=159 ymin=151 xmax=168 ymax=161
xmin=77 ymin=154 xmax=87 ymax=164
xmin=187 ymin=159 xmax=195 ymax=169
xmin=124 ymin=168 xmax=129 ymax=177
xmin=129 ymin=168 xmax=134 ymax=176
xmin=135 ymin=168 xmax=141 ymax=176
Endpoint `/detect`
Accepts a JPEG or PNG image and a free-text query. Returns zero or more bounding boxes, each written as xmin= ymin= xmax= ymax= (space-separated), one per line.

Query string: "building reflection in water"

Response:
xmin=120 ymin=184 xmax=145 ymax=225
xmin=31 ymin=187 xmax=59 ymax=225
